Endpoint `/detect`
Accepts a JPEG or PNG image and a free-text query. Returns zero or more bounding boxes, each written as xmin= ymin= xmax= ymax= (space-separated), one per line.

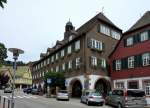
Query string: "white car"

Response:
xmin=56 ymin=90 xmax=69 ymax=101
xmin=81 ymin=90 xmax=105 ymax=106
xmin=4 ymin=87 xmax=12 ymax=93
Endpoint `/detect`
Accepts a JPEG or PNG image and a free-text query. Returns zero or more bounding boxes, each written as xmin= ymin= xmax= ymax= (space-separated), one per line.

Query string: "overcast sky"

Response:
xmin=0 ymin=0 xmax=150 ymax=63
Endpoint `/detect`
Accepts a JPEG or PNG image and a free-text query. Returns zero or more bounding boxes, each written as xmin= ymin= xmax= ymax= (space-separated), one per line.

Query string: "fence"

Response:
xmin=0 ymin=96 xmax=11 ymax=108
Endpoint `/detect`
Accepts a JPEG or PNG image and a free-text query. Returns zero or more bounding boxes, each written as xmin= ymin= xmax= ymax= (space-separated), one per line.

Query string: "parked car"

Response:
xmin=26 ymin=88 xmax=32 ymax=94
xmin=31 ymin=88 xmax=39 ymax=95
xmin=80 ymin=90 xmax=105 ymax=106
xmin=56 ymin=90 xmax=69 ymax=101
xmin=23 ymin=88 xmax=27 ymax=93
xmin=105 ymin=89 xmax=147 ymax=108
xmin=4 ymin=87 xmax=12 ymax=93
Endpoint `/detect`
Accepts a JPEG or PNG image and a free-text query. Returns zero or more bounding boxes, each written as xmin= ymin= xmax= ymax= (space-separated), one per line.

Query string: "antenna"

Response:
xmin=102 ymin=7 xmax=104 ymax=14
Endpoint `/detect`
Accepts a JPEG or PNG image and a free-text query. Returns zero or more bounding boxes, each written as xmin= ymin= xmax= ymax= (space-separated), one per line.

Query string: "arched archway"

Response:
xmin=70 ymin=79 xmax=82 ymax=97
xmin=94 ymin=78 xmax=111 ymax=98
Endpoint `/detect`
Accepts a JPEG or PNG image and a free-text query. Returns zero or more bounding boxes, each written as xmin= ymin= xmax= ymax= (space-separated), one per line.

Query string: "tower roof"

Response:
xmin=127 ymin=11 xmax=150 ymax=33
xmin=66 ymin=21 xmax=73 ymax=26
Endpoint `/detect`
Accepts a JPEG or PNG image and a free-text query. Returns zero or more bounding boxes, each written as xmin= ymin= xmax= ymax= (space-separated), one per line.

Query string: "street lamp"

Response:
xmin=8 ymin=48 xmax=24 ymax=108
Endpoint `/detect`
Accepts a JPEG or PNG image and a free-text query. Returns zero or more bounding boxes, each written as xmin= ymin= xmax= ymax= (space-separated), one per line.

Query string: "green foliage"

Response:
xmin=43 ymin=70 xmax=64 ymax=81
xmin=0 ymin=42 xmax=7 ymax=66
xmin=0 ymin=72 xmax=9 ymax=87
xmin=4 ymin=60 xmax=26 ymax=66
xmin=0 ymin=0 xmax=7 ymax=8
xmin=43 ymin=70 xmax=65 ymax=88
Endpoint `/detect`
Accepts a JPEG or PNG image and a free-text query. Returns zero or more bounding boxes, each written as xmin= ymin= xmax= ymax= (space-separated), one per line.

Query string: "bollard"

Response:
xmin=3 ymin=98 xmax=5 ymax=108
xmin=8 ymin=99 xmax=10 ymax=108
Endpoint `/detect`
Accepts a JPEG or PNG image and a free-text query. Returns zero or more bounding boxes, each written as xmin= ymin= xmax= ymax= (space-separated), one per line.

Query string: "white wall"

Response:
xmin=89 ymin=75 xmax=111 ymax=89
xmin=65 ymin=75 xmax=85 ymax=89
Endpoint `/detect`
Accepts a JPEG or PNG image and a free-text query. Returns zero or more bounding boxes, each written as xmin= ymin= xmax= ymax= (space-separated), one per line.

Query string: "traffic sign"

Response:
xmin=47 ymin=78 xmax=51 ymax=84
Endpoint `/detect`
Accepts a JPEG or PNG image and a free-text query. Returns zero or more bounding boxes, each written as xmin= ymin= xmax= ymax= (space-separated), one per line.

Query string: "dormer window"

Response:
xmin=69 ymin=35 xmax=73 ymax=41
xmin=100 ymin=25 xmax=110 ymax=36
xmin=126 ymin=37 xmax=133 ymax=46
xmin=140 ymin=31 xmax=148 ymax=42
xmin=75 ymin=40 xmax=80 ymax=51
xmin=67 ymin=45 xmax=72 ymax=54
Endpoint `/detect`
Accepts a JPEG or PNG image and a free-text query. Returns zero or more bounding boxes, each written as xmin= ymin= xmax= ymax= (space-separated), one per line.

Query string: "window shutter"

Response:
xmin=97 ymin=24 xmax=100 ymax=33
xmin=72 ymin=60 xmax=76 ymax=69
xmin=136 ymin=34 xmax=140 ymax=43
xmin=87 ymin=38 xmax=92 ymax=48
xmin=112 ymin=60 xmax=116 ymax=71
xmin=134 ymin=34 xmax=140 ymax=43
xmin=134 ymin=55 xmax=138 ymax=67
xmin=89 ymin=56 xmax=91 ymax=67
xmin=97 ymin=58 xmax=101 ymax=68
xmin=122 ymin=58 xmax=127 ymax=69
xmin=139 ymin=54 xmax=142 ymax=67
xmin=65 ymin=47 xmax=67 ymax=55
xmin=72 ymin=43 xmax=75 ymax=52
xmin=124 ymin=39 xmax=127 ymax=47
xmin=65 ymin=62 xmax=68 ymax=71
xmin=148 ymin=30 xmax=150 ymax=40
xmin=102 ymin=42 xmax=105 ymax=51
xmin=133 ymin=35 xmax=137 ymax=44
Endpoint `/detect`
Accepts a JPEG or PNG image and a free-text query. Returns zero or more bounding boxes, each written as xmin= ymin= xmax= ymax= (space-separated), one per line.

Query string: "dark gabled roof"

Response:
xmin=77 ymin=12 xmax=122 ymax=35
xmin=109 ymin=11 xmax=150 ymax=58
xmin=126 ymin=11 xmax=150 ymax=33
xmin=33 ymin=12 xmax=122 ymax=65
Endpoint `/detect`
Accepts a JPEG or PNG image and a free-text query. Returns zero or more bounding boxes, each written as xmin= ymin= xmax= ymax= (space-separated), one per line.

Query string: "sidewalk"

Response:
xmin=145 ymin=105 xmax=150 ymax=108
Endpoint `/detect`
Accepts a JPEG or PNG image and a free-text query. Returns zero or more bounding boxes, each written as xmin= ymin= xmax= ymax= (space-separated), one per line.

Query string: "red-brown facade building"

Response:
xmin=31 ymin=12 xmax=122 ymax=97
xmin=109 ymin=11 xmax=150 ymax=103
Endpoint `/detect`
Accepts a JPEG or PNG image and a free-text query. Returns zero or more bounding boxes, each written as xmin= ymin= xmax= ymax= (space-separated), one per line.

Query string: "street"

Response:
xmin=0 ymin=91 xmax=114 ymax=108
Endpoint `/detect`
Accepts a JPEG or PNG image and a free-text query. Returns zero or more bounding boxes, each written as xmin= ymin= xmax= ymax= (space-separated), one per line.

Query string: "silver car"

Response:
xmin=56 ymin=90 xmax=69 ymax=101
xmin=106 ymin=89 xmax=147 ymax=108
xmin=80 ymin=90 xmax=105 ymax=106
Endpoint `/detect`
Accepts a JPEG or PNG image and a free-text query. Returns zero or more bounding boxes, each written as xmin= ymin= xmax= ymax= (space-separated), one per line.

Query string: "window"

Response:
xmin=51 ymin=56 xmax=54 ymax=63
xmin=116 ymin=82 xmax=124 ymax=89
xmin=128 ymin=56 xmax=134 ymax=68
xmin=47 ymin=58 xmax=50 ymax=64
xmin=42 ymin=72 xmax=45 ymax=77
xmin=128 ymin=81 xmax=138 ymax=89
xmin=144 ymin=81 xmax=150 ymax=95
xmin=91 ymin=56 xmax=97 ymax=66
xmin=101 ymin=58 xmax=106 ymax=68
xmin=116 ymin=60 xmax=121 ymax=70
xmin=75 ymin=40 xmax=80 ymax=50
xmin=51 ymin=68 xmax=53 ymax=72
xmin=67 ymin=45 xmax=72 ymax=54
xmin=100 ymin=25 xmax=110 ymax=36
xmin=142 ymin=53 xmax=150 ymax=66
xmin=76 ymin=58 xmax=80 ymax=68
xmin=56 ymin=53 xmax=58 ymax=60
xmin=62 ymin=63 xmax=65 ymax=71
xmin=56 ymin=66 xmax=59 ymax=72
xmin=126 ymin=37 xmax=133 ymax=46
xmin=44 ymin=60 xmax=47 ymax=66
xmin=68 ymin=61 xmax=72 ymax=69
xmin=90 ymin=39 xmax=103 ymax=51
xmin=111 ymin=30 xmax=121 ymax=40
xmin=69 ymin=35 xmax=73 ymax=41
xmin=61 ymin=50 xmax=64 ymax=57
xmin=140 ymin=31 xmax=148 ymax=42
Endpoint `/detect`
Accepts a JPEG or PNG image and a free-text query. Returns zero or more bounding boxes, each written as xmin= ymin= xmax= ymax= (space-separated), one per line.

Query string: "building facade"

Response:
xmin=31 ymin=12 xmax=122 ymax=97
xmin=109 ymin=11 xmax=150 ymax=103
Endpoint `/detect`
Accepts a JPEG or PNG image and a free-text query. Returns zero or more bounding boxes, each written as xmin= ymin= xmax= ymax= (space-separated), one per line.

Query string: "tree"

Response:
xmin=0 ymin=42 xmax=7 ymax=67
xmin=0 ymin=43 xmax=7 ymax=67
xmin=0 ymin=72 xmax=9 ymax=88
xmin=0 ymin=0 xmax=7 ymax=8
xmin=43 ymin=71 xmax=65 ymax=88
